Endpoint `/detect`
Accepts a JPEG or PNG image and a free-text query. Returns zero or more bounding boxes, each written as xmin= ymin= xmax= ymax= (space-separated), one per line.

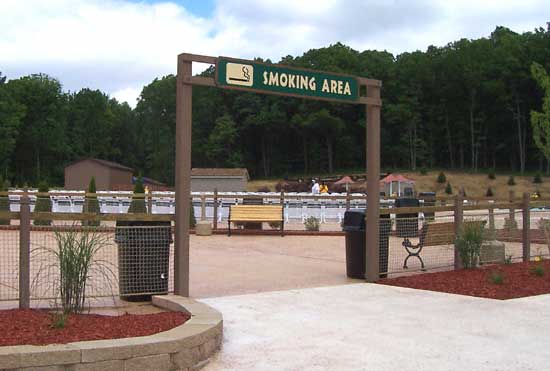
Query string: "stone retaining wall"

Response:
xmin=0 ymin=295 xmax=223 ymax=371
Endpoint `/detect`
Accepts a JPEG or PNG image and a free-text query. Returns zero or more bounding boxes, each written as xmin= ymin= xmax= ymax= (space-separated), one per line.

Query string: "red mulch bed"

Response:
xmin=0 ymin=310 xmax=189 ymax=346
xmin=379 ymin=260 xmax=550 ymax=300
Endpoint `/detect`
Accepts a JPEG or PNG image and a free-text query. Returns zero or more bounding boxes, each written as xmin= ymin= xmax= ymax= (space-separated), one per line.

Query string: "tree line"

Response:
xmin=1 ymin=26 xmax=550 ymax=187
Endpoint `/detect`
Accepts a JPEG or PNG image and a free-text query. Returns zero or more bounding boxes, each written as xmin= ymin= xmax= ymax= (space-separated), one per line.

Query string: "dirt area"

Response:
xmin=0 ymin=309 xmax=189 ymax=346
xmin=379 ymin=260 xmax=550 ymax=300
xmin=247 ymin=170 xmax=550 ymax=197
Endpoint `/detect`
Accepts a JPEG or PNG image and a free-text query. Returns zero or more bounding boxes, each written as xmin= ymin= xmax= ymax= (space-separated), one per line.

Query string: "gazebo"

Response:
xmin=333 ymin=176 xmax=355 ymax=192
xmin=380 ymin=174 xmax=415 ymax=197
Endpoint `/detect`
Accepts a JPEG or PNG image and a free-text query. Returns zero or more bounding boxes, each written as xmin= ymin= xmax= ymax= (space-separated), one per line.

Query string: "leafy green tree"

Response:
xmin=7 ymin=74 xmax=68 ymax=185
xmin=305 ymin=109 xmax=344 ymax=173
xmin=128 ymin=175 xmax=146 ymax=213
xmin=531 ymin=62 xmax=550 ymax=174
xmin=206 ymin=114 xmax=242 ymax=167
xmin=0 ymin=73 xmax=24 ymax=180
xmin=33 ymin=181 xmax=52 ymax=226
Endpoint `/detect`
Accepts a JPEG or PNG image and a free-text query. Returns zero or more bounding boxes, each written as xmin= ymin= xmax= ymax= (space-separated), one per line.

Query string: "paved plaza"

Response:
xmin=202 ymin=283 xmax=550 ymax=371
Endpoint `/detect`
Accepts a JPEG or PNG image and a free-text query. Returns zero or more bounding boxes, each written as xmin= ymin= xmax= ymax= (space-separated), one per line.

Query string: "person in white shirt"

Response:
xmin=311 ymin=179 xmax=320 ymax=194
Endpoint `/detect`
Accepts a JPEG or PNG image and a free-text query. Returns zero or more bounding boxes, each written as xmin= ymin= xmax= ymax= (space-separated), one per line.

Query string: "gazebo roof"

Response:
xmin=333 ymin=176 xmax=355 ymax=185
xmin=380 ymin=174 xmax=414 ymax=184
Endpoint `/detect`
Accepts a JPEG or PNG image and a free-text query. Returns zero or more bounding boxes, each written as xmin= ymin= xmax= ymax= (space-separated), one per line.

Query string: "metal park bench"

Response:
xmin=402 ymin=221 xmax=486 ymax=270
xmin=228 ymin=205 xmax=284 ymax=236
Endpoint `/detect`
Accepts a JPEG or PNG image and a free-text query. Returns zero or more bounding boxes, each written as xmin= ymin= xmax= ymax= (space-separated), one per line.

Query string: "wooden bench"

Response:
xmin=228 ymin=205 xmax=284 ymax=236
xmin=402 ymin=221 xmax=486 ymax=269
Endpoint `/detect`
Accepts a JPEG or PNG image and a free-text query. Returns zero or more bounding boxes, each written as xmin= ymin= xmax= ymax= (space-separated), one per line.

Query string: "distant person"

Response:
xmin=319 ymin=182 xmax=329 ymax=194
xmin=311 ymin=179 xmax=320 ymax=194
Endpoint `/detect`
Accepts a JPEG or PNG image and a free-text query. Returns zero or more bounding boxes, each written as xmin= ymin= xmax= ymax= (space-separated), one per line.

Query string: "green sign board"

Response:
xmin=216 ymin=58 xmax=359 ymax=102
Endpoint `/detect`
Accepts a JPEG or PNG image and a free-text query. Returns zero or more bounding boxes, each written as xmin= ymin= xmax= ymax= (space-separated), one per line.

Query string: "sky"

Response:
xmin=1 ymin=0 xmax=547 ymax=107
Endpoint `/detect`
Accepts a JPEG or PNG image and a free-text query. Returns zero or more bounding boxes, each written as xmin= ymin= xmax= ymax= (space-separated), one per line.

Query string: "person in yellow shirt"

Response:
xmin=319 ymin=182 xmax=329 ymax=194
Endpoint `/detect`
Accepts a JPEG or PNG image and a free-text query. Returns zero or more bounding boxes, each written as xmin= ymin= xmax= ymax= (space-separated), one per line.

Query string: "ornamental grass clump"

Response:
xmin=50 ymin=229 xmax=114 ymax=314
xmin=304 ymin=216 xmax=320 ymax=231
xmin=455 ymin=221 xmax=485 ymax=269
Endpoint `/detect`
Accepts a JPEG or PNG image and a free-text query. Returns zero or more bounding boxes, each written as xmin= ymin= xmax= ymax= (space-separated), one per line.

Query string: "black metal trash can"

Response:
xmin=115 ymin=220 xmax=172 ymax=300
xmin=419 ymin=192 xmax=436 ymax=221
xmin=342 ymin=210 xmax=391 ymax=279
xmin=395 ymin=198 xmax=419 ymax=237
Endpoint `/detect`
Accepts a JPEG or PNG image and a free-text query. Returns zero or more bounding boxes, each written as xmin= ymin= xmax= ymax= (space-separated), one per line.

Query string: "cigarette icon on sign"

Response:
xmin=226 ymin=63 xmax=254 ymax=87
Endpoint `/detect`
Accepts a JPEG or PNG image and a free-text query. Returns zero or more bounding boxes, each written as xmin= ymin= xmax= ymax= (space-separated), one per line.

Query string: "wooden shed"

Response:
xmin=191 ymin=168 xmax=250 ymax=192
xmin=64 ymin=158 xmax=133 ymax=191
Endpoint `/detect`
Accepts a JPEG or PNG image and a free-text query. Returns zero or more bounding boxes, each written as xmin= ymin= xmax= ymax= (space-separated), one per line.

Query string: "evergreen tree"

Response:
xmin=445 ymin=182 xmax=453 ymax=195
xmin=128 ymin=175 xmax=146 ymax=213
xmin=33 ymin=180 xmax=51 ymax=225
xmin=83 ymin=177 xmax=100 ymax=226
xmin=0 ymin=177 xmax=10 ymax=225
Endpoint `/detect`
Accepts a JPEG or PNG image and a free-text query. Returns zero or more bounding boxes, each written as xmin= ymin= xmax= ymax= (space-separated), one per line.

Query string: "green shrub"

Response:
xmin=304 ymin=216 xmax=320 ymax=231
xmin=504 ymin=254 xmax=513 ymax=265
xmin=445 ymin=182 xmax=453 ymax=195
xmin=530 ymin=264 xmax=545 ymax=277
xmin=51 ymin=312 xmax=68 ymax=329
xmin=455 ymin=221 xmax=485 ymax=268
xmin=486 ymin=187 xmax=494 ymax=197
xmin=534 ymin=173 xmax=543 ymax=184
xmin=189 ymin=201 xmax=196 ymax=228
xmin=488 ymin=270 xmax=504 ymax=285
xmin=507 ymin=176 xmax=516 ymax=186
xmin=488 ymin=171 xmax=496 ymax=180
xmin=437 ymin=172 xmax=446 ymax=184
xmin=34 ymin=181 xmax=52 ymax=226
xmin=128 ymin=175 xmax=146 ymax=213
xmin=83 ymin=177 xmax=100 ymax=227
xmin=419 ymin=167 xmax=428 ymax=175
xmin=504 ymin=217 xmax=518 ymax=231
xmin=0 ymin=178 xmax=10 ymax=225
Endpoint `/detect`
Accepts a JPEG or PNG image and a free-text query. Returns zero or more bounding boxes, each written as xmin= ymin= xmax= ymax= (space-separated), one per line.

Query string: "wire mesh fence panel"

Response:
xmin=385 ymin=214 xmax=456 ymax=275
xmin=20 ymin=224 xmax=174 ymax=305
xmin=0 ymin=229 xmax=19 ymax=301
xmin=529 ymin=209 xmax=550 ymax=260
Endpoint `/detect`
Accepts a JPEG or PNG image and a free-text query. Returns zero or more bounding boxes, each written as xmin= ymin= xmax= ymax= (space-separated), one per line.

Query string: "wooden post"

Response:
xmin=213 ymin=188 xmax=218 ymax=230
xmin=19 ymin=189 xmax=31 ymax=309
xmin=365 ymin=84 xmax=381 ymax=282
xmin=509 ymin=190 xmax=516 ymax=230
xmin=488 ymin=203 xmax=496 ymax=240
xmin=346 ymin=191 xmax=351 ymax=211
xmin=174 ymin=55 xmax=192 ymax=297
xmin=454 ymin=194 xmax=464 ymax=270
xmin=147 ymin=191 xmax=153 ymax=215
xmin=200 ymin=195 xmax=206 ymax=221
xmin=522 ymin=192 xmax=530 ymax=262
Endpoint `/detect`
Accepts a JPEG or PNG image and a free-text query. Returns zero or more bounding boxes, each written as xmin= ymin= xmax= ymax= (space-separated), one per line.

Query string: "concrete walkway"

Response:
xmin=201 ymin=284 xmax=550 ymax=371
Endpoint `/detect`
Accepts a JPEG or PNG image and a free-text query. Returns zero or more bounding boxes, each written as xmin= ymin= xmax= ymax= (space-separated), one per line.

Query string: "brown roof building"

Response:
xmin=191 ymin=168 xmax=249 ymax=192
xmin=64 ymin=158 xmax=134 ymax=191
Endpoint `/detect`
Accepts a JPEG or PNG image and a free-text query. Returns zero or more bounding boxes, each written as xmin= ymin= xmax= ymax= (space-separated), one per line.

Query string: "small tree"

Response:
xmin=419 ymin=167 xmax=428 ymax=175
xmin=128 ymin=175 xmax=146 ymax=213
xmin=437 ymin=172 xmax=446 ymax=183
xmin=0 ymin=178 xmax=10 ymax=225
xmin=507 ymin=176 xmax=516 ymax=186
xmin=534 ymin=173 xmax=543 ymax=184
xmin=531 ymin=62 xmax=550 ymax=175
xmin=445 ymin=182 xmax=453 ymax=195
xmin=486 ymin=187 xmax=494 ymax=197
xmin=488 ymin=171 xmax=496 ymax=180
xmin=83 ymin=177 xmax=100 ymax=227
xmin=34 ymin=181 xmax=52 ymax=226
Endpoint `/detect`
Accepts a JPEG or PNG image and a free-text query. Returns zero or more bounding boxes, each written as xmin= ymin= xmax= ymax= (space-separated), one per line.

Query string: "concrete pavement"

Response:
xmin=201 ymin=283 xmax=550 ymax=371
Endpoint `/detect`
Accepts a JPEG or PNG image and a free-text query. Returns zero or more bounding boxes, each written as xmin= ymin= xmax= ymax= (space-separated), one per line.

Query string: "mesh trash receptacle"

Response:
xmin=395 ymin=198 xmax=419 ymax=237
xmin=115 ymin=221 xmax=172 ymax=300
xmin=343 ymin=210 xmax=390 ymax=279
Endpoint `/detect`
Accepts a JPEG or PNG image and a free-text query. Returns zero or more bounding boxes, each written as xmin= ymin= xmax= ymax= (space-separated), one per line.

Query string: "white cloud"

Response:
xmin=0 ymin=0 xmax=547 ymax=107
